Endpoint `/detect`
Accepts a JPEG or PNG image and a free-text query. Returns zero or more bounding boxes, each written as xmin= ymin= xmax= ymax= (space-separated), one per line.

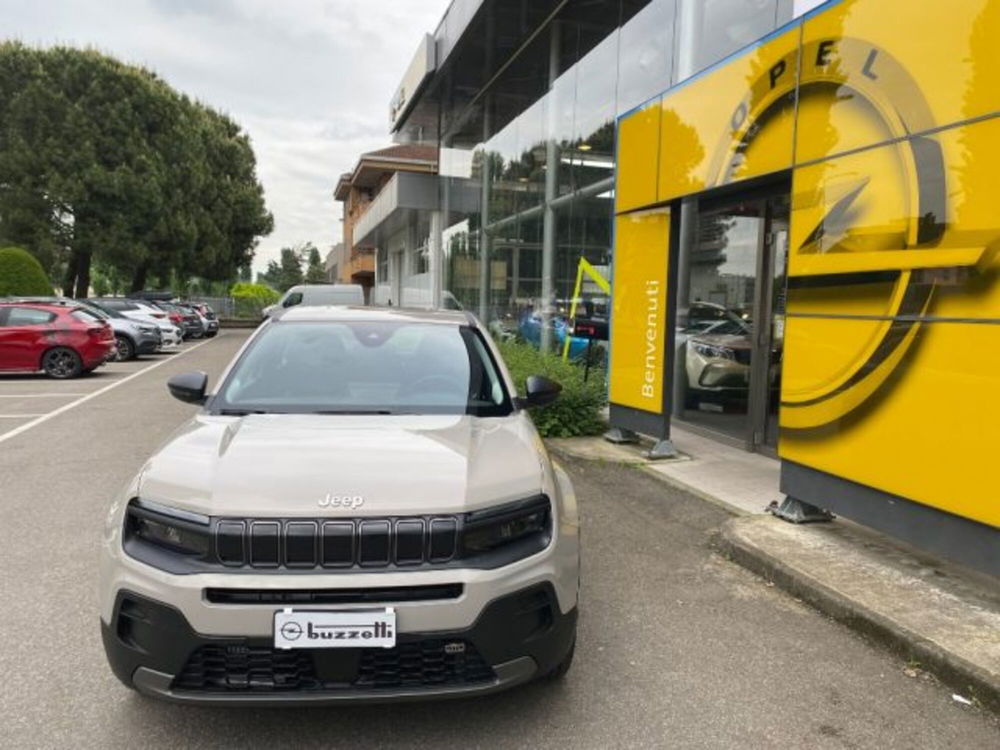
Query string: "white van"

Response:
xmin=262 ymin=284 xmax=365 ymax=318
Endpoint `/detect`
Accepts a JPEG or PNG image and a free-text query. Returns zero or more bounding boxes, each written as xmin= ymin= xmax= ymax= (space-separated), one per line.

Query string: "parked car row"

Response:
xmin=93 ymin=298 xmax=218 ymax=342
xmin=0 ymin=298 xmax=217 ymax=379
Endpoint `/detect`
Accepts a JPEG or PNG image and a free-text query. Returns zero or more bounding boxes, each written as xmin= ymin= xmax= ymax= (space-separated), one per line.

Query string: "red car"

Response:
xmin=0 ymin=302 xmax=116 ymax=378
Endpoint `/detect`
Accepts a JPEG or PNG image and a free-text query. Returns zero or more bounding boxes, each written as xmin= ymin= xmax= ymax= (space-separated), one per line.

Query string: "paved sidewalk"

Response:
xmin=546 ymin=432 xmax=1000 ymax=716
xmin=718 ymin=515 xmax=1000 ymax=713
xmin=549 ymin=424 xmax=782 ymax=516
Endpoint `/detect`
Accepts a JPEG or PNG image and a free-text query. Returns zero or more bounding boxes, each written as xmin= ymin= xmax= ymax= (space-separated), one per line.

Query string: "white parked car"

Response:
xmin=100 ymin=306 xmax=579 ymax=704
xmin=262 ymin=284 xmax=365 ymax=318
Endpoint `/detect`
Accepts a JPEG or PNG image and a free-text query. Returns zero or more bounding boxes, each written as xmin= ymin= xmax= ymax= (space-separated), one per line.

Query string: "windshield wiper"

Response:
xmin=217 ymin=408 xmax=270 ymax=416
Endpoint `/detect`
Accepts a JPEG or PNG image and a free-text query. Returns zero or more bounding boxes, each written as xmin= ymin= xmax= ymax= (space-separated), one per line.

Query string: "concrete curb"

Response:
xmin=715 ymin=518 xmax=1000 ymax=715
xmin=219 ymin=319 xmax=261 ymax=329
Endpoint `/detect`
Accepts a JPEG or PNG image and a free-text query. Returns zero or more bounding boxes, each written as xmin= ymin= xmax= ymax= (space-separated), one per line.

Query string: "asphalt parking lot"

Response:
xmin=0 ymin=328 xmax=996 ymax=749
xmin=0 ymin=335 xmax=218 ymax=442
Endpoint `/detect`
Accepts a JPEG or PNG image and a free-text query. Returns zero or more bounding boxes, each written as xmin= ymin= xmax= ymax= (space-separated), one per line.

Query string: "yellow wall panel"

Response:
xmin=781 ymin=320 xmax=1000 ymax=528
xmin=615 ymin=99 xmax=661 ymax=214
xmin=609 ymin=209 xmax=670 ymax=412
xmin=781 ymin=112 xmax=1000 ymax=529
xmin=657 ymin=26 xmax=799 ymax=203
xmin=929 ymin=117 xmax=1000 ymax=321
xmin=796 ymin=0 xmax=1000 ymax=164
xmin=788 ymin=119 xmax=1000 ymax=312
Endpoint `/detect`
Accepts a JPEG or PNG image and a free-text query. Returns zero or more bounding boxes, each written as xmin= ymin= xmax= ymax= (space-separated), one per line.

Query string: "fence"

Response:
xmin=187 ymin=296 xmax=236 ymax=318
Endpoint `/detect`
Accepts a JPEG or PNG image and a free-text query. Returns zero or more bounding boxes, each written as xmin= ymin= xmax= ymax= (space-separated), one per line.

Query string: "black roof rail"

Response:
xmin=127 ymin=291 xmax=175 ymax=301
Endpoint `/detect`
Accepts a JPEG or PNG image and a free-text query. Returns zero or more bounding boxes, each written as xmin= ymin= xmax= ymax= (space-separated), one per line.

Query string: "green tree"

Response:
xmin=91 ymin=269 xmax=111 ymax=297
xmin=304 ymin=244 xmax=326 ymax=283
xmin=0 ymin=246 xmax=53 ymax=295
xmin=0 ymin=42 xmax=273 ymax=297
xmin=276 ymin=247 xmax=304 ymax=291
xmin=257 ymin=258 xmax=282 ymax=289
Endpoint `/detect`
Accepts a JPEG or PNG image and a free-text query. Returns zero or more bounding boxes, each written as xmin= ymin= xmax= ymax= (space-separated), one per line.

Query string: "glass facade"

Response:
xmin=423 ymin=0 xmax=795 ymax=349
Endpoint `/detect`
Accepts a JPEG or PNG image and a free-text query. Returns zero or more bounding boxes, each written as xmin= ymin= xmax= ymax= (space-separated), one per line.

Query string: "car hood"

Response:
xmin=106 ymin=318 xmax=137 ymax=334
xmin=138 ymin=413 xmax=546 ymax=517
xmin=690 ymin=333 xmax=751 ymax=350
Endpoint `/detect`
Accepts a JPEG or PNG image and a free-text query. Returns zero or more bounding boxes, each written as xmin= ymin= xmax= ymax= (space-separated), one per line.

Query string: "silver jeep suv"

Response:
xmin=100 ymin=306 xmax=579 ymax=704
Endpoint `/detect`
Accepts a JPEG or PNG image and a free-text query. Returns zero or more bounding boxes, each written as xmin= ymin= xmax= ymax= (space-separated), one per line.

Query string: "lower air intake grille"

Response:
xmin=173 ymin=645 xmax=319 ymax=692
xmin=172 ymin=640 xmax=495 ymax=693
xmin=355 ymin=640 xmax=494 ymax=689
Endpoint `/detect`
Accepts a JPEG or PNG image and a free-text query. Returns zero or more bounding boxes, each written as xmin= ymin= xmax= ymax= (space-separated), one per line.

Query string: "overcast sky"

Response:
xmin=1 ymin=0 xmax=449 ymax=273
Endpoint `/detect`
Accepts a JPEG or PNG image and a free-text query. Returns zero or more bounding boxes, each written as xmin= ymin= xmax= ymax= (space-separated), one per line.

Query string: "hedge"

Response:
xmin=230 ymin=282 xmax=279 ymax=318
xmin=497 ymin=339 xmax=607 ymax=438
xmin=0 ymin=247 xmax=52 ymax=296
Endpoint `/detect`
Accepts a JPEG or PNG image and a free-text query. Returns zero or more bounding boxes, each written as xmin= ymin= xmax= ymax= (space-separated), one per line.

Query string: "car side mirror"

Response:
xmin=519 ymin=375 xmax=562 ymax=408
xmin=167 ymin=371 xmax=208 ymax=405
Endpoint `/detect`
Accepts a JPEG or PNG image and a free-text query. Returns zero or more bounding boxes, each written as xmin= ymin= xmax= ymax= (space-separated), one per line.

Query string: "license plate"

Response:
xmin=273 ymin=608 xmax=396 ymax=649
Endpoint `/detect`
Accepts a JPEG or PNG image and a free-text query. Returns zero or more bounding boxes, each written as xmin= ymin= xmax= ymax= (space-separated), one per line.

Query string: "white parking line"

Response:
xmin=0 ymin=393 xmax=88 ymax=398
xmin=0 ymin=337 xmax=216 ymax=446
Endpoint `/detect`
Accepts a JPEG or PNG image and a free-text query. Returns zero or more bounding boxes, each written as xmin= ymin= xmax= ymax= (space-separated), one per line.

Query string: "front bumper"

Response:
xmin=158 ymin=328 xmax=183 ymax=348
xmin=135 ymin=332 xmax=160 ymax=354
xmin=101 ymin=584 xmax=576 ymax=705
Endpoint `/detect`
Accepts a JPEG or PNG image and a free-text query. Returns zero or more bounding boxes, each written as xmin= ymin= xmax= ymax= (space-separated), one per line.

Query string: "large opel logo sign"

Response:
xmin=707 ymin=35 xmax=990 ymax=430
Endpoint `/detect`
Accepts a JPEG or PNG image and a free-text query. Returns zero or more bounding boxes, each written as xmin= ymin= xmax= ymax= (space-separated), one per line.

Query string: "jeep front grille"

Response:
xmin=213 ymin=515 xmax=459 ymax=569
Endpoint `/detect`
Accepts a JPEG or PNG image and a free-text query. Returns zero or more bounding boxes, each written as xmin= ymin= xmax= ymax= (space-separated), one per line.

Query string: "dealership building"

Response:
xmin=361 ymin=0 xmax=999 ymax=575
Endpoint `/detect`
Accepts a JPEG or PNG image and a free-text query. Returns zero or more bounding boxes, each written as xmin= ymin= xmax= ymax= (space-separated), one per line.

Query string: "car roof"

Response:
xmin=288 ymin=283 xmax=362 ymax=291
xmin=0 ymin=300 xmax=77 ymax=312
xmin=274 ymin=305 xmax=473 ymax=326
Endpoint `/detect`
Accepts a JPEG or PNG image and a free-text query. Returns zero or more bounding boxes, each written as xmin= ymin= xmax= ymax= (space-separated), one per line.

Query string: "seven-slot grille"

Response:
xmin=212 ymin=516 xmax=459 ymax=570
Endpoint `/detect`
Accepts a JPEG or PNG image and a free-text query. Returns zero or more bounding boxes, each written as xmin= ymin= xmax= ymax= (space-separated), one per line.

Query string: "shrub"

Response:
xmin=230 ymin=281 xmax=279 ymax=318
xmin=497 ymin=338 xmax=607 ymax=438
xmin=0 ymin=246 xmax=53 ymax=296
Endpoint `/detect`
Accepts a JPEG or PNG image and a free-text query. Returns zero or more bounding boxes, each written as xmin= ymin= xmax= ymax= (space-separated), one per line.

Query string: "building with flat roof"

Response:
xmin=372 ymin=0 xmax=1000 ymax=576
xmin=333 ymin=144 xmax=437 ymax=304
xmin=323 ymin=243 xmax=343 ymax=284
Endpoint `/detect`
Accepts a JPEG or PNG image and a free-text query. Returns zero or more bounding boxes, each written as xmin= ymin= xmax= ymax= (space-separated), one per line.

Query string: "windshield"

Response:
xmin=214 ymin=321 xmax=512 ymax=416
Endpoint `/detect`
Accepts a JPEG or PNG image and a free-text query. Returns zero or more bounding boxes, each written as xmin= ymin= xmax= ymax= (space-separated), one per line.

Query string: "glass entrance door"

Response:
xmin=676 ymin=191 xmax=789 ymax=452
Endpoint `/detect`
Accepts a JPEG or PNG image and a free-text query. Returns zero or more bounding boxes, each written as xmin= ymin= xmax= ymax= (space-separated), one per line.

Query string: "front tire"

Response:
xmin=114 ymin=335 xmax=136 ymax=361
xmin=42 ymin=347 xmax=82 ymax=379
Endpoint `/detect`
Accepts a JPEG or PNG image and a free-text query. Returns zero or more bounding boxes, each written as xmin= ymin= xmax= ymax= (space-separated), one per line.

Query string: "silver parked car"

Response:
xmin=100 ymin=306 xmax=579 ymax=704
xmin=79 ymin=300 xmax=160 ymax=360
xmin=92 ymin=298 xmax=183 ymax=350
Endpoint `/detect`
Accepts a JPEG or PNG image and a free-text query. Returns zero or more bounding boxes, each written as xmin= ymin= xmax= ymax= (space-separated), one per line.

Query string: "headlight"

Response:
xmin=139 ymin=325 xmax=157 ymax=334
xmin=692 ymin=342 xmax=735 ymax=360
xmin=125 ymin=499 xmax=210 ymax=556
xmin=462 ymin=496 xmax=551 ymax=560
